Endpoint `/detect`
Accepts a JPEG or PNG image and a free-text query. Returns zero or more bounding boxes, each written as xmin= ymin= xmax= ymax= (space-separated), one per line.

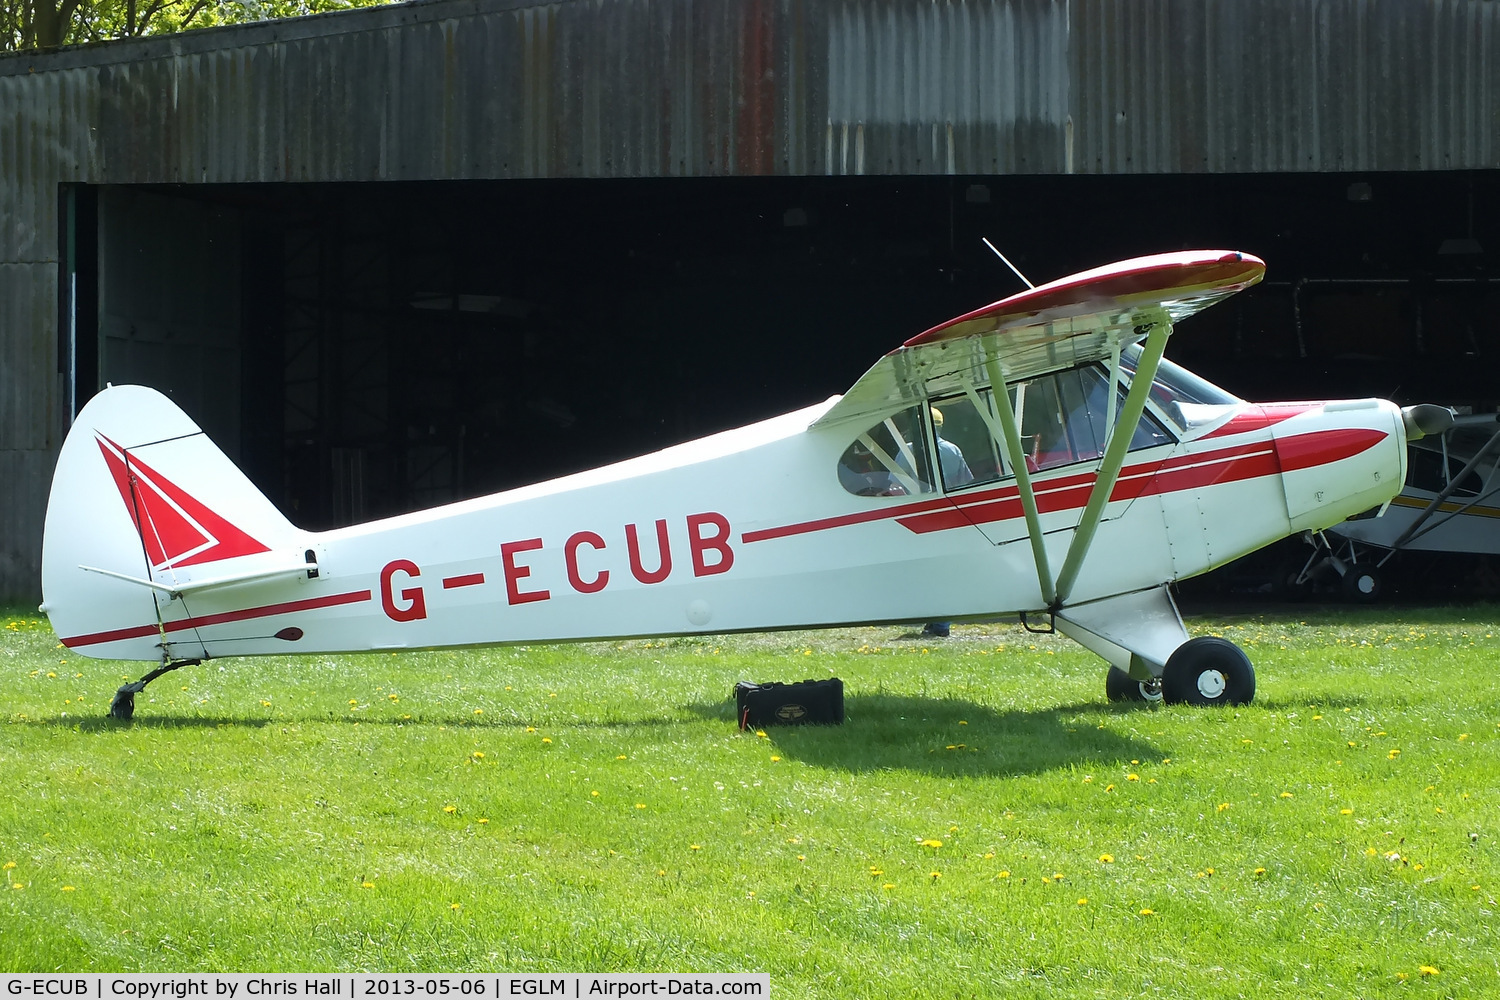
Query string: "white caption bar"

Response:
xmin=1 ymin=976 xmax=768 ymax=999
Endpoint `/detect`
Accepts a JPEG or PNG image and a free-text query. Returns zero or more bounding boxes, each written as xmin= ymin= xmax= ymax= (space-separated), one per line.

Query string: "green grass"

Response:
xmin=2 ymin=604 xmax=1498 ymax=994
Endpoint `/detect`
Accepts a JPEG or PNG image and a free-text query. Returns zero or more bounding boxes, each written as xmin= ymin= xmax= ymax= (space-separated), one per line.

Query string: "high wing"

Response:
xmin=812 ymin=250 xmax=1265 ymax=432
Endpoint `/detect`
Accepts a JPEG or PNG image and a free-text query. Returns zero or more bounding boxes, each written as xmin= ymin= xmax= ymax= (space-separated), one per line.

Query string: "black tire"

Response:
xmin=1341 ymin=565 xmax=1382 ymax=603
xmin=1161 ymin=637 xmax=1255 ymax=707
xmin=1105 ymin=666 xmax=1163 ymax=704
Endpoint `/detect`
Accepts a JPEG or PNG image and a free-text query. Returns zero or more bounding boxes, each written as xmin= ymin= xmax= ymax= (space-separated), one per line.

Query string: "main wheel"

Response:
xmin=1341 ymin=564 xmax=1382 ymax=603
xmin=1105 ymin=666 xmax=1163 ymax=704
xmin=1162 ymin=637 xmax=1255 ymax=706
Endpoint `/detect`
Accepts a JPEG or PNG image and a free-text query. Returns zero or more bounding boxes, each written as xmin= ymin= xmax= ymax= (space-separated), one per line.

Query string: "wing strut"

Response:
xmin=982 ymin=354 xmax=1057 ymax=609
xmin=1051 ymin=317 xmax=1171 ymax=609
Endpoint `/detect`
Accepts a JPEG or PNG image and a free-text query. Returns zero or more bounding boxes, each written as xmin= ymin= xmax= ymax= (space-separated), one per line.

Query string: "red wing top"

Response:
xmin=904 ymin=250 xmax=1266 ymax=349
xmin=813 ymin=250 xmax=1265 ymax=431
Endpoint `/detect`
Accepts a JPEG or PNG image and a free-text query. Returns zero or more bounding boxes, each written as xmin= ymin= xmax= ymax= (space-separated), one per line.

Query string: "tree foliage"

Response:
xmin=2 ymin=0 xmax=388 ymax=52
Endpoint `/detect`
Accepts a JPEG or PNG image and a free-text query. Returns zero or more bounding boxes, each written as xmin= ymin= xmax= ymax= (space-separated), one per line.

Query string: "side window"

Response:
xmin=837 ymin=404 xmax=935 ymax=497
xmin=929 ymin=394 xmax=1005 ymax=490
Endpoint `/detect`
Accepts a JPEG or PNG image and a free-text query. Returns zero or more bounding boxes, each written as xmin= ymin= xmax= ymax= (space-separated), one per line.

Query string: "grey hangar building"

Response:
xmin=2 ymin=0 xmax=1498 ymax=603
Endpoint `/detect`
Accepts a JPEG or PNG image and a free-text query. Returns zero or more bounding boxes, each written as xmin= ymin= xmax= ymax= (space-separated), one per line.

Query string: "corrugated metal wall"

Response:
xmin=1 ymin=0 xmax=1497 ymax=600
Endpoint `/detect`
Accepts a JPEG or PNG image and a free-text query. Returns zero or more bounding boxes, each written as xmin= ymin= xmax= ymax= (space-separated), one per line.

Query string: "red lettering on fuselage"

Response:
xmin=625 ymin=519 xmax=673 ymax=584
xmin=565 ymin=531 xmax=609 ymax=593
xmin=687 ymin=512 xmax=735 ymax=577
xmin=501 ymin=538 xmax=551 ymax=605
xmin=378 ymin=513 xmax=735 ymax=620
xmin=380 ymin=559 xmax=428 ymax=621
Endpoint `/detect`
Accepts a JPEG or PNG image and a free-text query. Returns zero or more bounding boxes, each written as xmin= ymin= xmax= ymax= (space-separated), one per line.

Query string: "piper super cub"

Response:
xmin=40 ymin=250 xmax=1453 ymax=718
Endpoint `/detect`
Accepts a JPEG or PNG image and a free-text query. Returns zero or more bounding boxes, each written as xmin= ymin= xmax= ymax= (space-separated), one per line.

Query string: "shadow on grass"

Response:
xmin=687 ymin=693 xmax=1162 ymax=778
xmin=47 ymin=715 xmax=275 ymax=731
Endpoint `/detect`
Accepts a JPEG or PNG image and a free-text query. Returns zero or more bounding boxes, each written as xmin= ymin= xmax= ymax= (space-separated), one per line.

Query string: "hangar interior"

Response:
xmin=73 ymin=171 xmax=1500 ymax=532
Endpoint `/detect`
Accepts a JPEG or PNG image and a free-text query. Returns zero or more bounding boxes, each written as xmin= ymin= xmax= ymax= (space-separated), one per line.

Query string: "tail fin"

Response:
xmin=42 ymin=385 xmax=304 ymax=662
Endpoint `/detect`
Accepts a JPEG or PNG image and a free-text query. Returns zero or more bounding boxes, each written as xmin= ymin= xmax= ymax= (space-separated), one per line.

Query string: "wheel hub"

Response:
xmin=1196 ymin=669 xmax=1227 ymax=699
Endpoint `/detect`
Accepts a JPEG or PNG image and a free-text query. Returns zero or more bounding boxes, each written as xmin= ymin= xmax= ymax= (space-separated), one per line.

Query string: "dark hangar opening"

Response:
xmin=75 ymin=170 xmax=1500 ymax=531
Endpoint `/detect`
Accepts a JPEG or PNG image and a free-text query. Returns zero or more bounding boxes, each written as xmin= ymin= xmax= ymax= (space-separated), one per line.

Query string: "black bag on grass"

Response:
xmin=734 ymin=678 xmax=844 ymax=730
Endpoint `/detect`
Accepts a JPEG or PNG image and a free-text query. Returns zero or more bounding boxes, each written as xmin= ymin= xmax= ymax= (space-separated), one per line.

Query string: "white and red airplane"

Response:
xmin=40 ymin=250 xmax=1451 ymax=718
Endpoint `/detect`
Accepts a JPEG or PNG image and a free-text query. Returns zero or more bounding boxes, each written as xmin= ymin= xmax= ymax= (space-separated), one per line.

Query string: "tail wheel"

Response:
xmin=1162 ymin=637 xmax=1255 ymax=707
xmin=1105 ymin=666 xmax=1163 ymax=704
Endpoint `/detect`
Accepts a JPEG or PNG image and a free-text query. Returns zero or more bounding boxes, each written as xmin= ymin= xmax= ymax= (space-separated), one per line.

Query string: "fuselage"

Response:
xmin=51 ymin=381 xmax=1407 ymax=663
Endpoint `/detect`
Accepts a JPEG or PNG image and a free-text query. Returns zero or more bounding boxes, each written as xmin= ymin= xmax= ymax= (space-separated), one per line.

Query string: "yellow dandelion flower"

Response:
xmin=1312 ymin=715 xmax=1323 ymax=720
xmin=657 ymin=870 xmax=667 ymax=877
xmin=471 ymin=751 xmax=484 ymax=759
xmin=591 ymin=790 xmax=599 ymax=797
xmin=443 ymin=805 xmax=457 ymax=814
xmin=870 ymin=867 xmax=884 ymax=876
xmin=755 ymin=730 xmax=768 ymax=739
xmin=984 ymin=852 xmax=995 ymax=860
xmin=920 ymin=839 xmax=943 ymax=849
xmin=796 ymin=855 xmax=805 ymax=861
xmin=1217 ymin=802 xmax=1230 ymax=813
xmin=882 ymin=883 xmax=895 ymax=889
xmin=388 ymin=694 xmax=398 ymax=701
xmin=616 ymin=754 xmax=627 ymax=759
xmin=473 ymin=709 xmax=483 ymax=715
xmin=636 ymin=803 xmax=646 ymax=810
xmin=1099 ymin=854 xmax=1114 ymax=863
xmin=1077 ymin=897 xmax=1088 ymax=906
xmin=929 ymin=871 xmax=941 ymax=879
xmin=690 ymin=844 xmax=702 ymax=851
xmin=1254 ymin=867 xmax=1267 ymax=876
xmin=261 ymin=700 xmax=271 ymax=707
xmin=1139 ymin=908 xmax=1155 ymax=916
xmin=998 ymin=871 xmax=1011 ymax=879
xmin=2 ymin=862 xmax=14 ymax=870
xmin=948 ymin=825 xmax=958 ymax=833
xmin=1053 ymin=872 xmax=1065 ymax=880
xmin=1365 ymin=847 xmax=1378 ymax=857
xmin=1279 ymin=792 xmax=1294 ymax=799
xmin=1125 ymin=773 xmax=1140 ymax=782
xmin=1459 ymin=733 xmax=1470 ymax=741
xmin=525 ymin=726 xmax=536 ymax=733
xmin=10 ymin=884 xmax=21 ymax=891
xmin=1347 ymin=741 xmax=1357 ymax=747
xmin=477 ymin=818 xmax=489 ymax=825
xmin=61 ymin=886 xmax=75 ymax=892
xmin=1104 ymin=784 xmax=1116 ymax=792
xmin=450 ymin=903 xmax=461 ymax=911
xmin=1387 ymin=749 xmax=1399 ymax=759
xmin=770 ymin=755 xmax=781 ymax=762
xmin=542 ymin=737 xmax=552 ymax=744
xmin=348 ymin=699 xmax=357 ymax=706
xmin=1082 ymin=776 xmax=1093 ymax=783
xmin=1419 ymin=966 xmax=1440 ymax=977
xmin=361 ymin=882 xmax=375 ymax=889
xmin=1340 ymin=808 xmax=1353 ymax=815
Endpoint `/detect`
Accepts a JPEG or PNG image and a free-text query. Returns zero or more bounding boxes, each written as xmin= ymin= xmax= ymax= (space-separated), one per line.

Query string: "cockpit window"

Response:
xmin=837 ymin=360 xmax=1182 ymax=497
xmin=1009 ymin=366 xmax=1173 ymax=473
xmin=1119 ymin=345 xmax=1241 ymax=432
xmin=837 ymin=404 xmax=935 ymax=497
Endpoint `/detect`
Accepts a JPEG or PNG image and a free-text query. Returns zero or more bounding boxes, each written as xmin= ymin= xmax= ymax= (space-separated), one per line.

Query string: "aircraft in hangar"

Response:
xmin=40 ymin=249 xmax=1453 ymax=718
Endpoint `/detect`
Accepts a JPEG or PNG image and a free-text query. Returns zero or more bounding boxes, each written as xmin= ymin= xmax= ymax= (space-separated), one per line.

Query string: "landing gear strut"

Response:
xmin=109 ymin=659 xmax=199 ymax=720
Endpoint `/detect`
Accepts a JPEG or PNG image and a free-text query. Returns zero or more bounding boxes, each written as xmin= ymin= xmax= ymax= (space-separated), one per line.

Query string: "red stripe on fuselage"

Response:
xmin=746 ymin=428 xmax=1384 ymax=542
xmin=60 ymin=589 xmax=373 ymax=649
